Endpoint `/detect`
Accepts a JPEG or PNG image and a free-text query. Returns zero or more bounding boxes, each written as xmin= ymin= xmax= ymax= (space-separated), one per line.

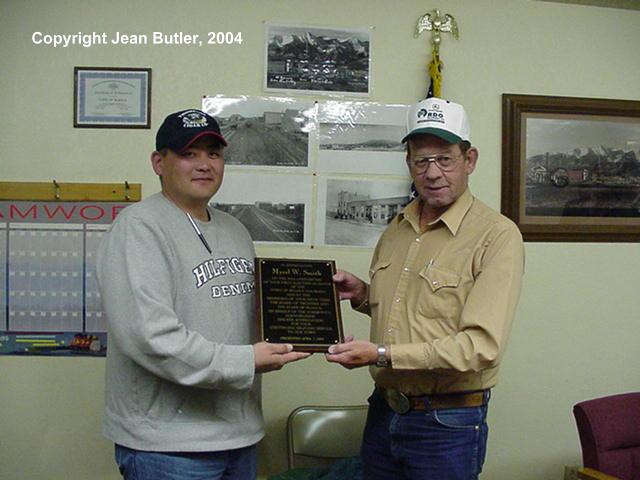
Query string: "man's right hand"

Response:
xmin=332 ymin=269 xmax=368 ymax=308
xmin=254 ymin=342 xmax=311 ymax=373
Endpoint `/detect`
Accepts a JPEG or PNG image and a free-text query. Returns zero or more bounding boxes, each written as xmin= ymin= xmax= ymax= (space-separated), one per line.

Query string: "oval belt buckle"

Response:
xmin=386 ymin=388 xmax=411 ymax=414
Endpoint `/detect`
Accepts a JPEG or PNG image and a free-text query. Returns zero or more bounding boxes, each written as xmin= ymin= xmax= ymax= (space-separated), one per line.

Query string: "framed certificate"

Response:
xmin=255 ymin=258 xmax=344 ymax=352
xmin=74 ymin=67 xmax=151 ymax=128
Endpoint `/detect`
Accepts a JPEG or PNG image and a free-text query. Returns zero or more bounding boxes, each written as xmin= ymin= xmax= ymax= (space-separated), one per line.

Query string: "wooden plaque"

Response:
xmin=255 ymin=258 xmax=344 ymax=352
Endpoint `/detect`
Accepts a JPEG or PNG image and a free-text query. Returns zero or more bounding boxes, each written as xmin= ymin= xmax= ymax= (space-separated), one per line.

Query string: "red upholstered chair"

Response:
xmin=573 ymin=392 xmax=640 ymax=480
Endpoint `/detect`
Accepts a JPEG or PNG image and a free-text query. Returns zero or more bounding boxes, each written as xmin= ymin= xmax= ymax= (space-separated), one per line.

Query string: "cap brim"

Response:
xmin=402 ymin=127 xmax=462 ymax=144
xmin=180 ymin=131 xmax=227 ymax=150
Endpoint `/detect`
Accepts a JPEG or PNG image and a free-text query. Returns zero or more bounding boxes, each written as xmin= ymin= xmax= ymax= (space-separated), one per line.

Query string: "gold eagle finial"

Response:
xmin=415 ymin=9 xmax=459 ymax=54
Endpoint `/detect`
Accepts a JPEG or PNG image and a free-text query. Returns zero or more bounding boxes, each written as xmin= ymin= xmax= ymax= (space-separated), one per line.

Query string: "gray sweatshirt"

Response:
xmin=97 ymin=193 xmax=263 ymax=452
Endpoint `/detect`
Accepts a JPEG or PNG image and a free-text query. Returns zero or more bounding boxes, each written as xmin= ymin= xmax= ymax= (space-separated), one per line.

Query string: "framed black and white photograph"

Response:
xmin=502 ymin=94 xmax=640 ymax=242
xmin=264 ymin=23 xmax=371 ymax=96
xmin=318 ymin=102 xmax=409 ymax=175
xmin=203 ymin=95 xmax=315 ymax=169
xmin=211 ymin=172 xmax=313 ymax=244
xmin=316 ymin=176 xmax=412 ymax=247
xmin=73 ymin=67 xmax=151 ymax=128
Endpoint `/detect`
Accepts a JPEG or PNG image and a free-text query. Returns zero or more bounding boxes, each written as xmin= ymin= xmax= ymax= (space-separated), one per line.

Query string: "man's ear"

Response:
xmin=150 ymin=151 xmax=163 ymax=176
xmin=465 ymin=147 xmax=479 ymax=175
xmin=405 ymin=142 xmax=414 ymax=177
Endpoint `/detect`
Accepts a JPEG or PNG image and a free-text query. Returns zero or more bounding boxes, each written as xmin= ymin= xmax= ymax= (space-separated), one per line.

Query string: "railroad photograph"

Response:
xmin=211 ymin=172 xmax=312 ymax=244
xmin=316 ymin=102 xmax=409 ymax=175
xmin=202 ymin=96 xmax=314 ymax=168
xmin=317 ymin=177 xmax=411 ymax=247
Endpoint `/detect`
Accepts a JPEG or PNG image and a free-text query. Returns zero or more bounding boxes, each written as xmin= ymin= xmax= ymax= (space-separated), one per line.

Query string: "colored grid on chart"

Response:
xmin=84 ymin=227 xmax=107 ymax=332
xmin=8 ymin=225 xmax=85 ymax=332
xmin=0 ymin=197 xmax=136 ymax=356
xmin=1 ymin=221 xmax=109 ymax=354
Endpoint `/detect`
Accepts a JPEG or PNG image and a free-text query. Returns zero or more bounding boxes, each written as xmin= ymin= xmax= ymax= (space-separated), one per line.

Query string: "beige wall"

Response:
xmin=1 ymin=1 xmax=639 ymax=478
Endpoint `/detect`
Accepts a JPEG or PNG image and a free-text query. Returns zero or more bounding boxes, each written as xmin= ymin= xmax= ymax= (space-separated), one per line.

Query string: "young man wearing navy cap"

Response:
xmin=97 ymin=109 xmax=309 ymax=480
xmin=327 ymin=98 xmax=524 ymax=479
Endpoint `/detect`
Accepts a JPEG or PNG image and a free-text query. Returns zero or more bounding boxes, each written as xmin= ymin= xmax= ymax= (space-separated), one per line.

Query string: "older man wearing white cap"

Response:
xmin=327 ymin=98 xmax=525 ymax=479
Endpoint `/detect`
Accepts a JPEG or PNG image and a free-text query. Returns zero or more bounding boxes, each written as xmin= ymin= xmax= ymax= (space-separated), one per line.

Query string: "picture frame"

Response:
xmin=74 ymin=67 xmax=151 ymax=128
xmin=501 ymin=94 xmax=640 ymax=242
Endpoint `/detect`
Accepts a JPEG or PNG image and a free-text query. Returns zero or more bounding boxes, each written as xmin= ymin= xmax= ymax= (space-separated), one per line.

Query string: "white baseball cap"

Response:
xmin=402 ymin=97 xmax=470 ymax=144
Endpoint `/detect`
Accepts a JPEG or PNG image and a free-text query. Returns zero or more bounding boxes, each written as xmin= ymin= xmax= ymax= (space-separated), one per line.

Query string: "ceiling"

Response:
xmin=536 ymin=0 xmax=640 ymax=9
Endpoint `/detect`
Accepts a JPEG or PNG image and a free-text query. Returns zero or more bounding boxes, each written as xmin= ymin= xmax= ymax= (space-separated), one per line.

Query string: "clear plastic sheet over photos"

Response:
xmin=203 ymin=95 xmax=411 ymax=247
xmin=318 ymin=101 xmax=409 ymax=176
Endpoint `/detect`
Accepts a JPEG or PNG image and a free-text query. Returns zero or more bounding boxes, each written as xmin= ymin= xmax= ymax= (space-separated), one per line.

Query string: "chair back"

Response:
xmin=286 ymin=405 xmax=368 ymax=469
xmin=573 ymin=392 xmax=640 ymax=480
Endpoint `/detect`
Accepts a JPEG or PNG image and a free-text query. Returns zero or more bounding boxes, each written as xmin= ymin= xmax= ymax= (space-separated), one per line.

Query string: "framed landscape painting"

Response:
xmin=502 ymin=94 xmax=640 ymax=242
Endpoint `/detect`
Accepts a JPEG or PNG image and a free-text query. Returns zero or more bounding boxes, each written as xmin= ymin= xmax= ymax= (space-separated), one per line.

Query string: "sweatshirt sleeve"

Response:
xmin=96 ymin=213 xmax=255 ymax=391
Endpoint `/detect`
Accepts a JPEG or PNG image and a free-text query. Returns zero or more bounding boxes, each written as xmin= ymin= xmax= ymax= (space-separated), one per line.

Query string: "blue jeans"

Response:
xmin=361 ymin=389 xmax=489 ymax=480
xmin=115 ymin=444 xmax=257 ymax=480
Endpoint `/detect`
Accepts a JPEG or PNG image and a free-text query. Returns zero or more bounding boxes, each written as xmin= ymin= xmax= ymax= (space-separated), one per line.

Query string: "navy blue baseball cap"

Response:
xmin=156 ymin=109 xmax=227 ymax=151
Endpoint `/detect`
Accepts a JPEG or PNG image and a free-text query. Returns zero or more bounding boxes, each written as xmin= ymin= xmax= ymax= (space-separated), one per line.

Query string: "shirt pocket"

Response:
xmin=416 ymin=265 xmax=463 ymax=325
xmin=421 ymin=265 xmax=461 ymax=292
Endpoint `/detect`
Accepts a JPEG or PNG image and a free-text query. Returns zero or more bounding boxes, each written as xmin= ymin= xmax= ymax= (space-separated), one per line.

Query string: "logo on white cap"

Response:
xmin=403 ymin=98 xmax=470 ymax=144
xmin=416 ymin=103 xmax=445 ymax=125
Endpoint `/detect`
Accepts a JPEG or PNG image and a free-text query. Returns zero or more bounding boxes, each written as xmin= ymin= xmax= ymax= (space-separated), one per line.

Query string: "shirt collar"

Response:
xmin=399 ymin=188 xmax=474 ymax=236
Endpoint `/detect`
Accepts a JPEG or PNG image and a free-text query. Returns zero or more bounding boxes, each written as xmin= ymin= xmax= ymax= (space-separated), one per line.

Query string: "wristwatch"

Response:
xmin=376 ymin=344 xmax=389 ymax=368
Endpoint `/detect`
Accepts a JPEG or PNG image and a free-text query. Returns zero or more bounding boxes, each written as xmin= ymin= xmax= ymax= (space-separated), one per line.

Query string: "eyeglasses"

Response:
xmin=408 ymin=153 xmax=463 ymax=173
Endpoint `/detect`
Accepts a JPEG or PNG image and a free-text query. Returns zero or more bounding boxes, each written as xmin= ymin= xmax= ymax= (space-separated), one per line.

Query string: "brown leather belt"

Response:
xmin=379 ymin=387 xmax=487 ymax=414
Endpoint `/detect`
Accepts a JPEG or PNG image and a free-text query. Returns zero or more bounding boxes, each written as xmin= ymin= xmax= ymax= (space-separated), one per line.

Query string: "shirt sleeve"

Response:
xmin=391 ymin=223 xmax=524 ymax=372
xmin=97 ymin=214 xmax=255 ymax=391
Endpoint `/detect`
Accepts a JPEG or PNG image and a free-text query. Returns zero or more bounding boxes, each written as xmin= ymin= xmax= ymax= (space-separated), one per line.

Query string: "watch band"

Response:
xmin=376 ymin=344 xmax=389 ymax=368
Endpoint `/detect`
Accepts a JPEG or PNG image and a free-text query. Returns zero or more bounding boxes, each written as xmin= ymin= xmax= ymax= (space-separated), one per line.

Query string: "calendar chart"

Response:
xmin=0 ymin=182 xmax=140 ymax=356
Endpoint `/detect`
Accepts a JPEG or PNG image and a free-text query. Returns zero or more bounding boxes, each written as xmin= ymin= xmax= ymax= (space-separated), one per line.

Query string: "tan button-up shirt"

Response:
xmin=360 ymin=188 xmax=524 ymax=395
